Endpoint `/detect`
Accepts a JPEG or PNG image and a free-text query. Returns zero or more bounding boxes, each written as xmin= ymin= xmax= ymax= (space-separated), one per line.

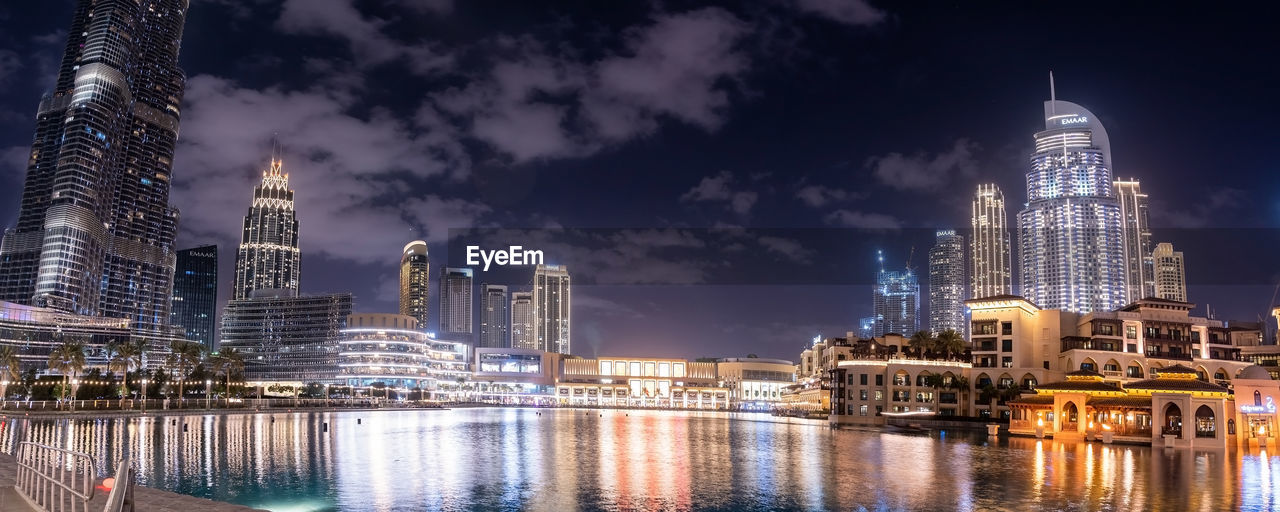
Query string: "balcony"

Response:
xmin=1102 ymin=370 xmax=1123 ymax=379
xmin=1146 ymin=350 xmax=1193 ymax=361
xmin=1060 ymin=337 xmax=1122 ymax=352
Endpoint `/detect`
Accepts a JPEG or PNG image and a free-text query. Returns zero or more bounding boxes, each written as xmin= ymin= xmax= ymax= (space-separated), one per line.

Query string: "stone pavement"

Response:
xmin=0 ymin=453 xmax=264 ymax=512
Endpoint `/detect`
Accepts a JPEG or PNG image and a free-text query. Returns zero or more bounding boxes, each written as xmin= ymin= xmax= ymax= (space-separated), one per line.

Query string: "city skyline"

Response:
xmin=0 ymin=1 xmax=1275 ymax=361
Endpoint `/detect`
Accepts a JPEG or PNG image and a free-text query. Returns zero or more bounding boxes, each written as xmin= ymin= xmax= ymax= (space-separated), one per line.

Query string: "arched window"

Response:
xmin=1126 ymin=364 xmax=1143 ymax=379
xmin=1164 ymin=403 xmax=1183 ymax=438
xmin=1063 ymin=402 xmax=1079 ymax=428
xmin=1228 ymin=419 xmax=1236 ymax=435
xmin=1215 ymin=370 xmax=1228 ymax=383
xmin=1195 ymin=405 xmax=1216 ymax=438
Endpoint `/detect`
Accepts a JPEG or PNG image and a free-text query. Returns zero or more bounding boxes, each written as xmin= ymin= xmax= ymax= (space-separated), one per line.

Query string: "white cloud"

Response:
xmin=792 ymin=0 xmax=887 ymax=26
xmin=867 ymin=138 xmax=978 ymax=192
xmin=681 ymin=171 xmax=759 ymax=216
xmin=277 ymin=0 xmax=453 ymax=76
xmin=757 ymin=235 xmax=814 ymax=264
xmin=796 ymin=184 xmax=849 ymax=207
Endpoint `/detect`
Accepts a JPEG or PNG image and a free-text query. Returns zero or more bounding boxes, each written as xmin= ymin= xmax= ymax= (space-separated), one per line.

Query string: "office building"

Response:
xmin=480 ymin=284 xmax=509 ymax=349
xmin=928 ymin=230 xmax=966 ymax=334
xmin=1152 ymin=243 xmax=1187 ymax=302
xmin=232 ymin=155 xmax=300 ymax=300
xmin=0 ymin=0 xmax=190 ymax=330
xmin=337 ymin=313 xmax=468 ymax=396
xmin=219 ymin=292 xmax=353 ymax=384
xmin=858 ymin=316 xmax=878 ymax=340
xmin=1115 ymin=179 xmax=1154 ymax=301
xmin=1017 ymin=87 xmax=1128 ymax=313
xmin=510 ymin=292 xmax=535 ymax=350
xmin=170 ymin=245 xmax=218 ymax=349
xmin=873 ymin=268 xmax=919 ymax=337
xmin=533 ymin=265 xmax=571 ymax=354
xmin=971 ymin=184 xmax=1013 ymax=298
xmin=439 ymin=267 xmax=473 ymax=342
xmin=399 ymin=241 xmax=430 ymax=327
xmin=0 ymin=301 xmax=187 ymax=372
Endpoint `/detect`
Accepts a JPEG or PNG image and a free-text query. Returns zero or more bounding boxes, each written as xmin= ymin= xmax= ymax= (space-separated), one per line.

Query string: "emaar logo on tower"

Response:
xmin=466 ymin=245 xmax=545 ymax=271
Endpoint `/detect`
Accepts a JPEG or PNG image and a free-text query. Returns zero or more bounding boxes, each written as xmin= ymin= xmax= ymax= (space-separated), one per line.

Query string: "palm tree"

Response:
xmin=908 ymin=331 xmax=934 ymax=358
xmin=978 ymin=383 xmax=1000 ymax=417
xmin=948 ymin=376 xmax=970 ymax=416
xmin=47 ymin=341 xmax=87 ymax=405
xmin=0 ymin=346 xmax=21 ymax=401
xmin=924 ymin=373 xmax=947 ymax=413
xmin=211 ymin=348 xmax=245 ymax=404
xmin=106 ymin=340 xmax=145 ymax=402
xmin=933 ymin=329 xmax=967 ymax=360
xmin=168 ymin=340 xmax=205 ymax=402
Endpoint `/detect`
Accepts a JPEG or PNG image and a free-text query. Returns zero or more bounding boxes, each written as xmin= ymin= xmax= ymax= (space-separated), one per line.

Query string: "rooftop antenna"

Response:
xmin=876 ymin=249 xmax=884 ymax=274
xmin=1049 ymin=71 xmax=1056 ymax=115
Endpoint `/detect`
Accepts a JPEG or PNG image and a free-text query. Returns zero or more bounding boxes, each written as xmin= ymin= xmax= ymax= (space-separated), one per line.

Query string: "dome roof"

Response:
xmin=1237 ymin=365 xmax=1274 ymax=381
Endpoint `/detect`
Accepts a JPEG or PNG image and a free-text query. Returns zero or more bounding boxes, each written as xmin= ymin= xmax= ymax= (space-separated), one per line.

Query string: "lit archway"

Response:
xmin=1164 ymin=403 xmax=1183 ymax=438
xmin=1195 ymin=405 xmax=1216 ymax=438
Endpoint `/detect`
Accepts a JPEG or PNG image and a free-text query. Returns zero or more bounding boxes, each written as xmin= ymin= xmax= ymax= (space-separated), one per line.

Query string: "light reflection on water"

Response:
xmin=0 ymin=408 xmax=1277 ymax=511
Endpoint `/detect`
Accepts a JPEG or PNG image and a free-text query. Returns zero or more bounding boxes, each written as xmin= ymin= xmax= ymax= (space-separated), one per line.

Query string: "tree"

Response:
xmin=106 ymin=340 xmax=145 ymax=401
xmin=211 ymin=348 xmax=245 ymax=403
xmin=978 ymin=384 xmax=1000 ymax=417
xmin=0 ymin=346 xmax=21 ymax=400
xmin=908 ymin=331 xmax=934 ymax=358
xmin=47 ymin=341 xmax=86 ymax=405
xmin=924 ymin=373 xmax=947 ymax=412
xmin=948 ymin=376 xmax=970 ymax=416
xmin=933 ymin=329 xmax=967 ymax=360
xmin=168 ymin=340 xmax=205 ymax=402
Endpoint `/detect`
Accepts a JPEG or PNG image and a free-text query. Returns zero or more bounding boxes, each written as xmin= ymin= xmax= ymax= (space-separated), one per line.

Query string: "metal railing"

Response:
xmin=102 ymin=457 xmax=136 ymax=512
xmin=14 ymin=441 xmax=96 ymax=512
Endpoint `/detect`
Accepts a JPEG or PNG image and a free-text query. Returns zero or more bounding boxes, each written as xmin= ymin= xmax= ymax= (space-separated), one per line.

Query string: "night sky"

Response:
xmin=1 ymin=1 xmax=1277 ymax=361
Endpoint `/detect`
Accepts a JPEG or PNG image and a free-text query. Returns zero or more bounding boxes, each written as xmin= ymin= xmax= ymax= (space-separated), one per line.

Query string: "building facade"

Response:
xmin=1017 ymin=97 xmax=1128 ymax=313
xmin=0 ymin=0 xmax=190 ymax=330
xmin=1114 ymin=179 xmax=1154 ymax=301
xmin=533 ymin=265 xmax=571 ymax=354
xmin=1152 ymin=243 xmax=1187 ymax=302
xmin=479 ymin=284 xmax=509 ymax=349
xmin=928 ymin=230 xmax=966 ymax=334
xmin=399 ymin=241 xmax=430 ymax=328
xmin=233 ymin=157 xmax=300 ymax=300
xmin=438 ymin=267 xmax=473 ymax=342
xmin=170 ymin=245 xmax=218 ymax=349
xmin=0 ymin=301 xmax=187 ymax=373
xmin=219 ymin=292 xmax=353 ymax=384
xmin=971 ymin=183 xmax=1013 ymax=299
xmin=337 ymin=313 xmax=468 ymax=395
xmin=873 ymin=268 xmax=919 ymax=336
xmin=510 ymin=292 xmax=535 ymax=350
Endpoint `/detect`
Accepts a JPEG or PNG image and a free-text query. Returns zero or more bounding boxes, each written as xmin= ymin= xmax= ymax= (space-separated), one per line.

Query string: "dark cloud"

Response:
xmin=791 ymin=0 xmax=887 ymax=25
xmin=867 ymin=138 xmax=979 ymax=192
xmin=681 ymin=171 xmax=759 ymax=216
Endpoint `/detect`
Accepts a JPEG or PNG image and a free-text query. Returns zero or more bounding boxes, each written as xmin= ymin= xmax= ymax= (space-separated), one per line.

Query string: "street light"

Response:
xmin=205 ymin=379 xmax=212 ymax=409
xmin=141 ymin=379 xmax=150 ymax=413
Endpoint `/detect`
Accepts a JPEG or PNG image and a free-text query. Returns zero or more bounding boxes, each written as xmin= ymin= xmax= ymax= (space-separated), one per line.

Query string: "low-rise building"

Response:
xmin=337 ymin=313 xmax=468 ymax=397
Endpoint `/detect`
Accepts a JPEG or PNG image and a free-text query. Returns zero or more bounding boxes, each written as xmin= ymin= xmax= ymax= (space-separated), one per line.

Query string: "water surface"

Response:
xmin=0 ymin=408 xmax=1275 ymax=511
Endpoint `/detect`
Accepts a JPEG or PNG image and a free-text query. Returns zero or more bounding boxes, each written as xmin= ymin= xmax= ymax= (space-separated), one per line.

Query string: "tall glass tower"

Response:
xmin=533 ymin=264 xmax=571 ymax=354
xmin=873 ymin=267 xmax=919 ymax=337
xmin=171 ymin=245 xmax=218 ymax=349
xmin=0 ymin=0 xmax=190 ymax=330
xmin=399 ymin=240 xmax=430 ymax=327
xmin=479 ymin=284 xmax=509 ymax=349
xmin=438 ymin=267 xmax=473 ymax=342
xmin=233 ymin=157 xmax=300 ymax=299
xmin=928 ymin=230 xmax=965 ymax=334
xmin=1017 ymin=89 xmax=1128 ymax=313
xmin=1114 ymin=178 xmax=1153 ymax=302
xmin=970 ymin=184 xmax=1012 ymax=299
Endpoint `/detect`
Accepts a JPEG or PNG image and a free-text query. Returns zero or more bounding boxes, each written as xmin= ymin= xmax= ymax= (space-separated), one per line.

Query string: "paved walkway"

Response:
xmin=0 ymin=453 xmax=264 ymax=512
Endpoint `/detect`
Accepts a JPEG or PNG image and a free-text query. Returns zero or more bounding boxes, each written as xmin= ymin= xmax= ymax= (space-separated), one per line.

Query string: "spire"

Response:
xmin=1049 ymin=71 xmax=1056 ymax=115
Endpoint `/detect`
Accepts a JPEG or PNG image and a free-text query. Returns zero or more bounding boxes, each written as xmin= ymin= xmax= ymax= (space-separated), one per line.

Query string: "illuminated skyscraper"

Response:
xmin=510 ymin=291 xmax=535 ymax=350
xmin=533 ymin=265 xmax=571 ymax=354
xmin=1152 ymin=243 xmax=1187 ymax=302
xmin=439 ymin=267 xmax=473 ymax=342
xmin=233 ymin=156 xmax=300 ymax=300
xmin=399 ymin=241 xmax=430 ymax=327
xmin=480 ymin=284 xmax=509 ymax=349
xmin=171 ymin=245 xmax=218 ymax=349
xmin=971 ymin=184 xmax=1012 ymax=299
xmin=873 ymin=266 xmax=919 ymax=337
xmin=0 ymin=0 xmax=190 ymax=329
xmin=928 ymin=230 xmax=965 ymax=334
xmin=1017 ymin=81 xmax=1128 ymax=313
xmin=1114 ymin=178 xmax=1154 ymax=301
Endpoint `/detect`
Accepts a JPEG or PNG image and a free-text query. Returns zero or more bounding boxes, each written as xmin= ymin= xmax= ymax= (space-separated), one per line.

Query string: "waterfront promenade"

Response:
xmin=0 ymin=452 xmax=264 ymax=512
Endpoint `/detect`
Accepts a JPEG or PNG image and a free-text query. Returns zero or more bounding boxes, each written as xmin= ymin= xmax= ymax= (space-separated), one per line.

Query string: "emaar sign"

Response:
xmin=1060 ymin=116 xmax=1088 ymax=125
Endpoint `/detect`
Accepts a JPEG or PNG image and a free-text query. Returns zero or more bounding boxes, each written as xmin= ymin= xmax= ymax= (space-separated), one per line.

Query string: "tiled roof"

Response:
xmin=1125 ymin=378 xmax=1230 ymax=394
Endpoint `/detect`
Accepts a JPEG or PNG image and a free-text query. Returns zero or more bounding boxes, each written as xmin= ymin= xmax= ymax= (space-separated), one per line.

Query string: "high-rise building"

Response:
xmin=928 ymin=230 xmax=965 ymax=334
xmin=873 ymin=267 xmax=919 ymax=337
xmin=510 ymin=292 xmax=535 ymax=350
xmin=1017 ymin=85 xmax=1128 ymax=313
xmin=533 ymin=265 xmax=571 ymax=354
xmin=233 ymin=156 xmax=300 ymax=300
xmin=399 ymin=241 xmax=430 ymax=327
xmin=219 ymin=292 xmax=353 ymax=383
xmin=858 ymin=316 xmax=878 ymax=340
xmin=170 ymin=245 xmax=218 ymax=349
xmin=0 ymin=0 xmax=190 ymax=330
xmin=971 ymin=184 xmax=1013 ymax=299
xmin=439 ymin=267 xmax=473 ymax=342
xmin=1115 ymin=178 xmax=1154 ymax=302
xmin=480 ymin=284 xmax=509 ymax=349
xmin=1152 ymin=243 xmax=1187 ymax=302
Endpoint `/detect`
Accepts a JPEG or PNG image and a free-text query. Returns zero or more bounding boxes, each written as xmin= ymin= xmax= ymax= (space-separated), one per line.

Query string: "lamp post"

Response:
xmin=141 ymin=379 xmax=149 ymax=414
xmin=1 ymin=380 xmax=8 ymax=410
xmin=71 ymin=379 xmax=80 ymax=411
xmin=205 ymin=379 xmax=212 ymax=409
